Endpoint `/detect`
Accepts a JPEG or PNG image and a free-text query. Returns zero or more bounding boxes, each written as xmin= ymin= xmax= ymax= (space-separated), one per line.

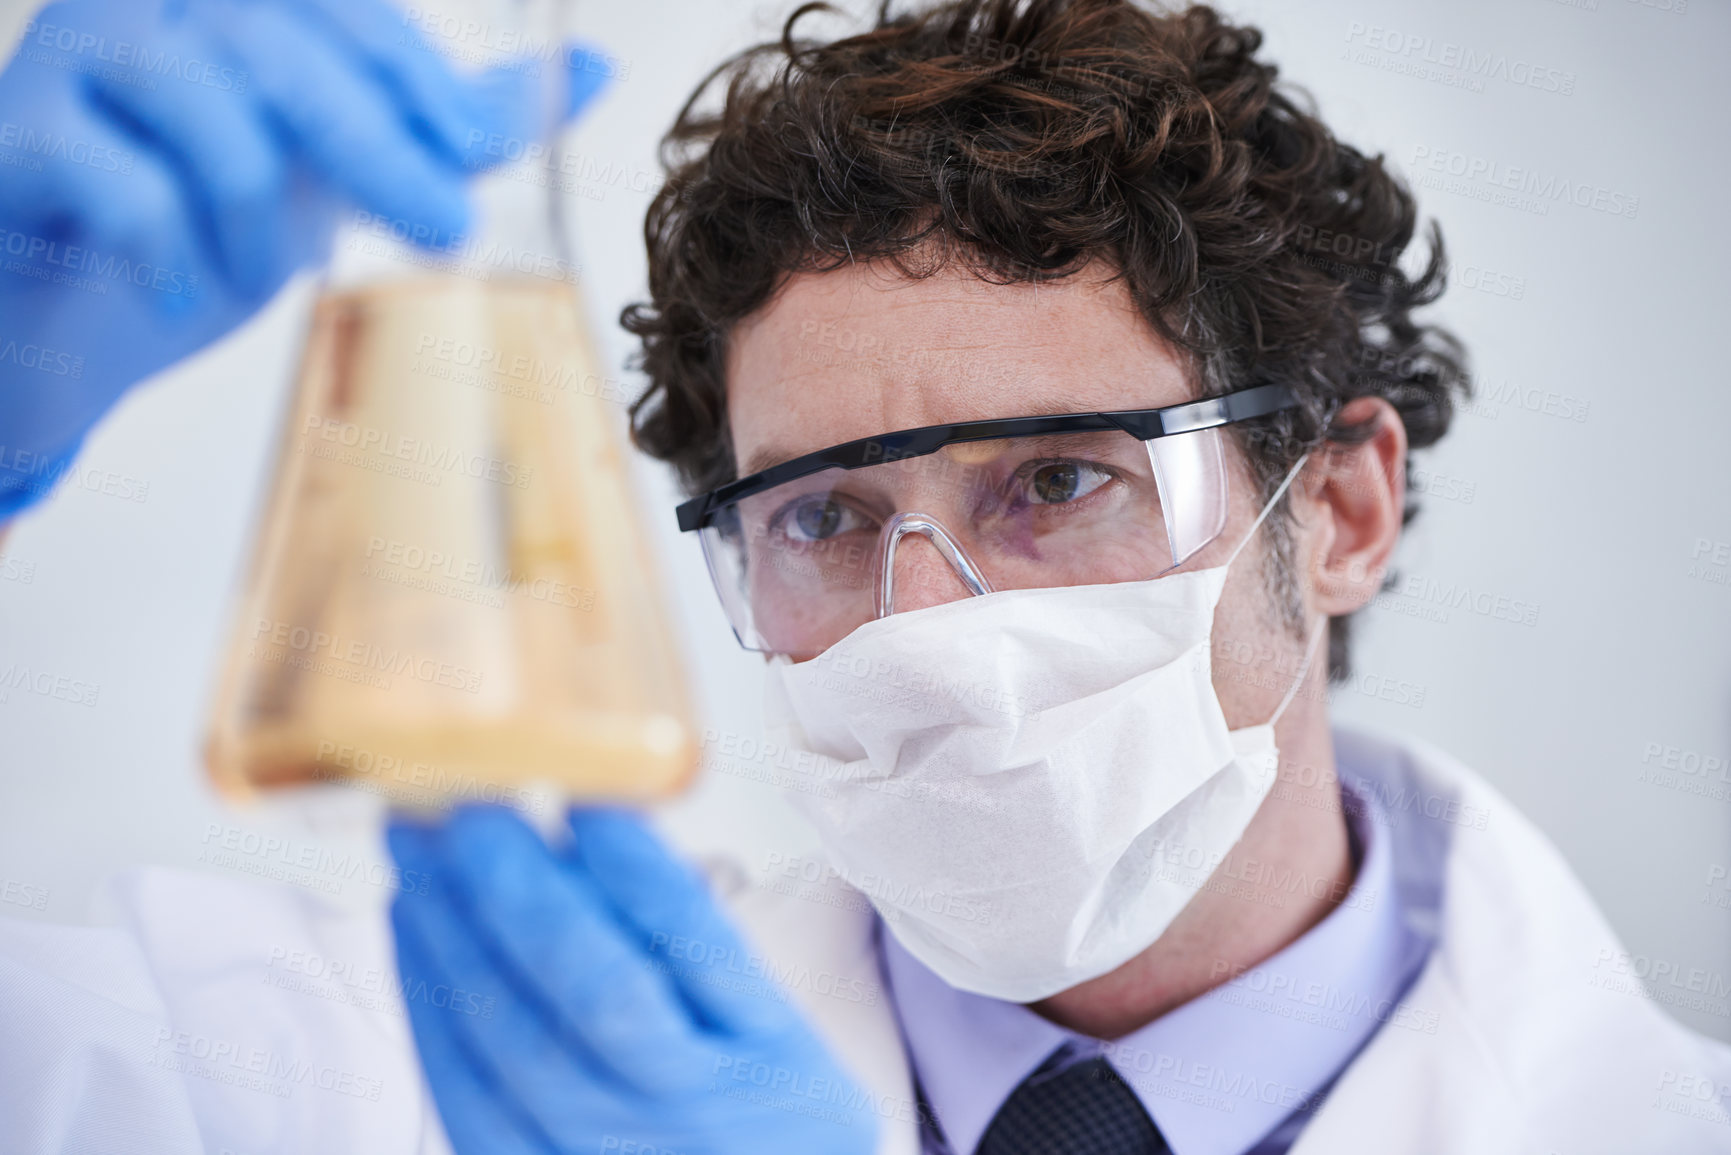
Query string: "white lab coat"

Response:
xmin=3 ymin=729 xmax=1728 ymax=1154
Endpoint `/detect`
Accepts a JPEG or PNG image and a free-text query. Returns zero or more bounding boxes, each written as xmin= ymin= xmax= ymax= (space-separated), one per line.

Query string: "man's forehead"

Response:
xmin=726 ymin=261 xmax=1194 ymax=470
xmin=765 ymin=257 xmax=1139 ymax=329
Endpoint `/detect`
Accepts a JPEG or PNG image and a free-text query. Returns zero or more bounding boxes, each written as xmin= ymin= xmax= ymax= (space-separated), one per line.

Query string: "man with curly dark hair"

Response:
xmin=392 ymin=2 xmax=1731 ymax=1154
xmin=9 ymin=0 xmax=1721 ymax=1151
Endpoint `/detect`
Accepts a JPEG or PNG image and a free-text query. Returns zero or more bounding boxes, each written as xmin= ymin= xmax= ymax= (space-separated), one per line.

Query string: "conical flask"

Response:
xmin=205 ymin=2 xmax=696 ymax=807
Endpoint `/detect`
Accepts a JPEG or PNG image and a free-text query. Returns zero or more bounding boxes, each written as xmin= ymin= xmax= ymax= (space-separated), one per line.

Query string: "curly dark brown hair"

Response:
xmin=623 ymin=0 xmax=1469 ymax=678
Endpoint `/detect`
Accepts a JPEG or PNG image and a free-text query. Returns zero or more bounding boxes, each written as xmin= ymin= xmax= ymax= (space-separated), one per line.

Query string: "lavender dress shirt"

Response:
xmin=880 ymin=740 xmax=1434 ymax=1155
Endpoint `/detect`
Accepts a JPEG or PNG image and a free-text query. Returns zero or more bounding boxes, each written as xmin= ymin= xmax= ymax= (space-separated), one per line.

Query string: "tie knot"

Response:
xmin=975 ymin=1049 xmax=1170 ymax=1155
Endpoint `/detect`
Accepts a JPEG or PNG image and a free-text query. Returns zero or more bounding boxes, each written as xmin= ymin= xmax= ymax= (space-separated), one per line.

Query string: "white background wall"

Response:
xmin=1 ymin=0 xmax=1726 ymax=1041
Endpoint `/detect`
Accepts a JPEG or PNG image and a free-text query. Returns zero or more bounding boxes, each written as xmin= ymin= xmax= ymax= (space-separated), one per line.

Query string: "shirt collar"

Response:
xmin=883 ymin=926 xmax=1072 ymax=1153
xmin=882 ymin=767 xmax=1416 ymax=1155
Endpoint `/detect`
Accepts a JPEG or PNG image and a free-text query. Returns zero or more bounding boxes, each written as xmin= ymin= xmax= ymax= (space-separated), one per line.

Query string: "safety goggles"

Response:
xmin=675 ymin=383 xmax=1300 ymax=656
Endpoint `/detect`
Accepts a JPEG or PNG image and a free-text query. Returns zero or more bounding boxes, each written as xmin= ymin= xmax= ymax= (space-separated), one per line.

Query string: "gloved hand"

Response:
xmin=0 ymin=0 xmax=610 ymax=519
xmin=388 ymin=806 xmax=881 ymax=1155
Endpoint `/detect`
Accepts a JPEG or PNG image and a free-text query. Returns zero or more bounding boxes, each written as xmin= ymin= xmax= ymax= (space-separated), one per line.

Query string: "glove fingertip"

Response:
xmin=563 ymin=58 xmax=610 ymax=122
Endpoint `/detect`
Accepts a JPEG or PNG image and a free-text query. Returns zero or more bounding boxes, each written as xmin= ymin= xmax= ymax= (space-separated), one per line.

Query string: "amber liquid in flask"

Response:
xmin=204 ymin=276 xmax=697 ymax=805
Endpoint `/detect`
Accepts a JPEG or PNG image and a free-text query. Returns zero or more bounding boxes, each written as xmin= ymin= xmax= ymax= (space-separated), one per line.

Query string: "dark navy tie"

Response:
xmin=975 ymin=1049 xmax=1171 ymax=1155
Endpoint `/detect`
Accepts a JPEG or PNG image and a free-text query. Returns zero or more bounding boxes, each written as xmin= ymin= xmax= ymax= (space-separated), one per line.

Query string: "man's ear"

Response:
xmin=1300 ymin=397 xmax=1407 ymax=617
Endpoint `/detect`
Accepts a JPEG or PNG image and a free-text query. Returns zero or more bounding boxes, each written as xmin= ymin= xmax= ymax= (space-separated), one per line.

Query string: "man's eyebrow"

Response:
xmin=743 ymin=445 xmax=799 ymax=476
xmin=737 ymin=400 xmax=1129 ymax=478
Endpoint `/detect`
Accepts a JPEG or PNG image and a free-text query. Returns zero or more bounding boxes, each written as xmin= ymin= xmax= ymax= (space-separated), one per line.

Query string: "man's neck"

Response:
xmin=1029 ymin=702 xmax=1353 ymax=1040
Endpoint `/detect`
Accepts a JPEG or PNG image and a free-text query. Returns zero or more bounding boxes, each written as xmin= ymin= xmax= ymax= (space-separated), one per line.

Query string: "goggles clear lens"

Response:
xmin=699 ymin=426 xmax=1229 ymax=655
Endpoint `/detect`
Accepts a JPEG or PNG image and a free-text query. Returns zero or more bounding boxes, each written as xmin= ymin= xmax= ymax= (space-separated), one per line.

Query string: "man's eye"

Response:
xmin=1024 ymin=461 xmax=1113 ymax=505
xmin=783 ymin=497 xmax=871 ymax=542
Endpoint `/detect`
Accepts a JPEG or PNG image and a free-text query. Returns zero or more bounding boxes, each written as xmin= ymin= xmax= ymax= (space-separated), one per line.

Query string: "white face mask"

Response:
xmin=762 ymin=463 xmax=1318 ymax=1003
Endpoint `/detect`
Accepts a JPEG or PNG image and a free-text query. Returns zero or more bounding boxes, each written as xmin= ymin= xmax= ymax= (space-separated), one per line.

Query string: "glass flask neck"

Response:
xmin=326 ymin=0 xmax=576 ymax=290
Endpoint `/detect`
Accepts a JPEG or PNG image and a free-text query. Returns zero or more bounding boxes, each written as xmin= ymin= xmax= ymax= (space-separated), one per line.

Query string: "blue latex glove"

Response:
xmin=388 ymin=807 xmax=881 ymax=1155
xmin=0 ymin=0 xmax=611 ymax=519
